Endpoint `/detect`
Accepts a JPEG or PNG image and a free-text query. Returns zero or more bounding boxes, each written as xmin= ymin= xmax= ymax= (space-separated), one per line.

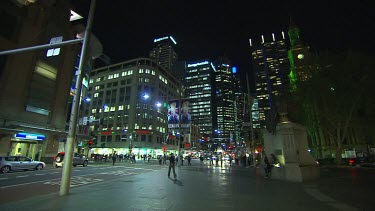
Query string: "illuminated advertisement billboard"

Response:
xmin=168 ymin=100 xmax=179 ymax=128
xmin=180 ymin=99 xmax=191 ymax=128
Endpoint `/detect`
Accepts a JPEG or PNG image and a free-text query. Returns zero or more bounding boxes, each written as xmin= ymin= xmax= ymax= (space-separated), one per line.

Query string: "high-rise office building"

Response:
xmin=185 ymin=60 xmax=217 ymax=146
xmin=84 ymin=58 xmax=182 ymax=156
xmin=149 ymin=36 xmax=178 ymax=74
xmin=250 ymin=32 xmax=291 ymax=128
xmin=214 ymin=58 xmax=236 ymax=143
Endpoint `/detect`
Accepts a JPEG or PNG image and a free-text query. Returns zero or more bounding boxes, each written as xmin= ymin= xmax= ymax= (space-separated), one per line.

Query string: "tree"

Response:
xmin=292 ymin=50 xmax=375 ymax=163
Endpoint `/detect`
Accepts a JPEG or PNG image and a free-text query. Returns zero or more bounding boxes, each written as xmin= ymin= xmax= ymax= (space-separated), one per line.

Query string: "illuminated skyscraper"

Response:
xmin=214 ymin=58 xmax=236 ymax=141
xmin=185 ymin=60 xmax=217 ymax=141
xmin=149 ymin=36 xmax=178 ymax=74
xmin=250 ymin=32 xmax=290 ymax=128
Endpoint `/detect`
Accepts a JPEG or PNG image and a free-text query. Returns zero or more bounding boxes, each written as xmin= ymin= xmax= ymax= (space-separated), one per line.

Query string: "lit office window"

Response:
xmin=110 ymin=106 xmax=115 ymax=111
xmin=95 ymin=86 xmax=100 ymax=90
xmin=139 ymin=69 xmax=144 ymax=73
xmin=114 ymin=73 xmax=119 ymax=78
xmin=91 ymin=108 xmax=97 ymax=113
xmin=104 ymin=106 xmax=110 ymax=112
xmin=89 ymin=79 xmax=93 ymax=84
xmin=108 ymin=75 xmax=114 ymax=79
xmin=122 ymin=71 xmax=127 ymax=76
xmin=96 ymin=78 xmax=101 ymax=82
xmin=94 ymin=93 xmax=99 ymax=98
xmin=118 ymin=105 xmax=124 ymax=110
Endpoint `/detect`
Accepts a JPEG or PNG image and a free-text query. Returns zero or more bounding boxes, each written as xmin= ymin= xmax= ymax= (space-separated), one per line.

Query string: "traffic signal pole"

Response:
xmin=59 ymin=0 xmax=96 ymax=196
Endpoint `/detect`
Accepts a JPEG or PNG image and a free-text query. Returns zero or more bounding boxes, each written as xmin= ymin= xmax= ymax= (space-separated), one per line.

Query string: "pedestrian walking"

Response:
xmin=187 ymin=154 xmax=192 ymax=166
xmin=168 ymin=153 xmax=177 ymax=179
xmin=163 ymin=154 xmax=167 ymax=165
xmin=209 ymin=154 xmax=213 ymax=166
xmin=158 ymin=155 xmax=162 ymax=165
xmin=229 ymin=154 xmax=233 ymax=166
xmin=264 ymin=155 xmax=272 ymax=178
xmin=112 ymin=153 xmax=117 ymax=166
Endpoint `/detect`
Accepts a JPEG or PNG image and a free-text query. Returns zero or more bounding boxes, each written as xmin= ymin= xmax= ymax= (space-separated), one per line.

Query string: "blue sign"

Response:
xmin=14 ymin=133 xmax=45 ymax=141
xmin=232 ymin=66 xmax=237 ymax=73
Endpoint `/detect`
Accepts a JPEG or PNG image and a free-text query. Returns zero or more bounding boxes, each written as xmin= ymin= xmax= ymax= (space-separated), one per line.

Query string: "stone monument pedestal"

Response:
xmin=262 ymin=122 xmax=320 ymax=182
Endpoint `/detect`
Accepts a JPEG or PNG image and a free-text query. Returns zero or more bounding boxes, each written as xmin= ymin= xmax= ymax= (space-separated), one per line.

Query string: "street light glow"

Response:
xmin=143 ymin=93 xmax=150 ymax=99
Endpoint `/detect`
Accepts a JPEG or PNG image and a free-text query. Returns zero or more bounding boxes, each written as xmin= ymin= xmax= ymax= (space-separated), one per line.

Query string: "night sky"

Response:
xmin=71 ymin=0 xmax=375 ymax=83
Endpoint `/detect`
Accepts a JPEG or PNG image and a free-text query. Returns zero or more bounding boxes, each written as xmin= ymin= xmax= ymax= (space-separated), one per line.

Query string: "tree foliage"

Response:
xmin=290 ymin=50 xmax=375 ymax=163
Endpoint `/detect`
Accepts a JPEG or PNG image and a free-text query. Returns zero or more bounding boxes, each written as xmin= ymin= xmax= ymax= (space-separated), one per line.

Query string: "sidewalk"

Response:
xmin=0 ymin=162 xmax=363 ymax=211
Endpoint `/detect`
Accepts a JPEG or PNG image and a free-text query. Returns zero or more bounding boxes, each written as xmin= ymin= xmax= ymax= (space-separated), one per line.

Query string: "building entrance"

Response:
xmin=10 ymin=141 xmax=38 ymax=159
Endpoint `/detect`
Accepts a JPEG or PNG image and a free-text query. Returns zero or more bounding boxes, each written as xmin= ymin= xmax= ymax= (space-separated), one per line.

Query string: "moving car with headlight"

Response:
xmin=53 ymin=152 xmax=89 ymax=168
xmin=0 ymin=156 xmax=45 ymax=173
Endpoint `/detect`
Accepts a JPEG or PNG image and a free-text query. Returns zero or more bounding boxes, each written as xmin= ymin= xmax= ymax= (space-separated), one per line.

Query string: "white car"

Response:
xmin=0 ymin=156 xmax=45 ymax=173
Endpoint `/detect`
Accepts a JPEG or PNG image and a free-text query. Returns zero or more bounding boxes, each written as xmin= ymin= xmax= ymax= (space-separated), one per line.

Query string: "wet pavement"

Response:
xmin=0 ymin=160 xmax=373 ymax=211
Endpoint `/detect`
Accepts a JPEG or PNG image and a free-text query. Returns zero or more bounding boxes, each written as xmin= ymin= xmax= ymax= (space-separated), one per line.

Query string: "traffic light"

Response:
xmin=88 ymin=140 xmax=93 ymax=149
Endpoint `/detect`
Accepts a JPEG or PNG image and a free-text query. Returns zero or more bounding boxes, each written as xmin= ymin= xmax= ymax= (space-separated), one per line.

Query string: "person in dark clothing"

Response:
xmin=187 ymin=155 xmax=192 ymax=166
xmin=168 ymin=153 xmax=177 ymax=179
xmin=112 ymin=154 xmax=117 ymax=166
xmin=158 ymin=155 xmax=162 ymax=165
xmin=264 ymin=155 xmax=272 ymax=178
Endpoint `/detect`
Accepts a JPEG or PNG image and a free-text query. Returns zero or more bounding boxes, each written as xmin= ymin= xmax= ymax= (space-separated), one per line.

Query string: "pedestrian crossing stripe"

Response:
xmin=43 ymin=177 xmax=103 ymax=187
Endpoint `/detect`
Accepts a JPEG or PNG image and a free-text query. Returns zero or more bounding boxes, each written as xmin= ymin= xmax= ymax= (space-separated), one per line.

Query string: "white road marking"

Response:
xmin=0 ymin=178 xmax=60 ymax=189
xmin=50 ymin=172 xmax=59 ymax=174
xmin=44 ymin=176 xmax=103 ymax=187
xmin=304 ymin=187 xmax=360 ymax=211
xmin=34 ymin=174 xmax=45 ymax=176
xmin=16 ymin=175 xmax=29 ymax=178
xmin=0 ymin=178 xmax=8 ymax=181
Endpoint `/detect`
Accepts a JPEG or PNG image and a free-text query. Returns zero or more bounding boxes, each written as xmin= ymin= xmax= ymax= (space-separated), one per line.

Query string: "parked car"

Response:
xmin=349 ymin=156 xmax=369 ymax=166
xmin=0 ymin=156 xmax=45 ymax=173
xmin=53 ymin=152 xmax=89 ymax=168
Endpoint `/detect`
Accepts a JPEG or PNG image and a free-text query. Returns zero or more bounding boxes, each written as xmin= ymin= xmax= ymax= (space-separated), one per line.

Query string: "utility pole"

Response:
xmin=60 ymin=0 xmax=96 ymax=196
xmin=246 ymin=73 xmax=256 ymax=166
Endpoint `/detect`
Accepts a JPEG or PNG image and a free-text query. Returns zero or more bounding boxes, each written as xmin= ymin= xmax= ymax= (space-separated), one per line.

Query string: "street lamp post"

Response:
xmin=60 ymin=0 xmax=96 ymax=196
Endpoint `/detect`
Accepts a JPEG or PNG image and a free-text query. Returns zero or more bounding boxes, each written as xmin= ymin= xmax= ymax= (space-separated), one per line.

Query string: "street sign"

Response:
xmin=83 ymin=117 xmax=88 ymax=125
xmin=46 ymin=36 xmax=63 ymax=57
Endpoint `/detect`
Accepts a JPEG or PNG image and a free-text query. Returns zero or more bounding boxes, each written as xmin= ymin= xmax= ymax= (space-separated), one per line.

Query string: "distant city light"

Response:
xmin=154 ymin=36 xmax=169 ymax=43
xmin=210 ymin=62 xmax=216 ymax=72
xmin=232 ymin=66 xmax=237 ymax=73
xmin=169 ymin=36 xmax=177 ymax=44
